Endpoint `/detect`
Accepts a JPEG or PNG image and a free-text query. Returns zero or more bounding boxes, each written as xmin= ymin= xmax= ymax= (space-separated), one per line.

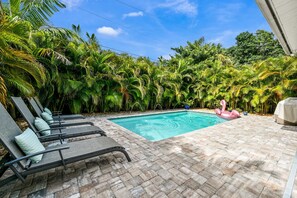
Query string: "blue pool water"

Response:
xmin=110 ymin=111 xmax=226 ymax=141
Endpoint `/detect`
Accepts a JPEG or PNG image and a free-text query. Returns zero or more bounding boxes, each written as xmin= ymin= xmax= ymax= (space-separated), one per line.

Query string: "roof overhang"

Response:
xmin=256 ymin=0 xmax=297 ymax=55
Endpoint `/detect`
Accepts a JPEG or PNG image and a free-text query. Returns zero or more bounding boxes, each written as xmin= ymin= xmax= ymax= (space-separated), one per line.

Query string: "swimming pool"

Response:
xmin=109 ymin=111 xmax=227 ymax=141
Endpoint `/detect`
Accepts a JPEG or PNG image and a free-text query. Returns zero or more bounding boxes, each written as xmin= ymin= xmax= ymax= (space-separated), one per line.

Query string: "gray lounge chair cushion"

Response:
xmin=41 ymin=112 xmax=54 ymax=124
xmin=34 ymin=117 xmax=51 ymax=136
xmin=15 ymin=128 xmax=45 ymax=163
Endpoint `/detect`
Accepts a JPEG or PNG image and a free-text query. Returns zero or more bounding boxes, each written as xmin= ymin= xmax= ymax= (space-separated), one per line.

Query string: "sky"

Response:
xmin=50 ymin=0 xmax=271 ymax=61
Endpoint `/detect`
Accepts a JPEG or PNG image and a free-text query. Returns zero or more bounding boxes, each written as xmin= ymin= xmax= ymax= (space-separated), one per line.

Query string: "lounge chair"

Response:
xmin=27 ymin=97 xmax=86 ymax=122
xmin=12 ymin=97 xmax=93 ymax=128
xmin=31 ymin=96 xmax=85 ymax=120
xmin=0 ymin=103 xmax=131 ymax=186
xmin=10 ymin=97 xmax=106 ymax=141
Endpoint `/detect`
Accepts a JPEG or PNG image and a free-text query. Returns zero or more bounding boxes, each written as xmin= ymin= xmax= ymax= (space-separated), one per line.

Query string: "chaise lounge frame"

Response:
xmin=12 ymin=97 xmax=93 ymax=128
xmin=29 ymin=97 xmax=85 ymax=120
xmin=0 ymin=103 xmax=131 ymax=186
xmin=10 ymin=97 xmax=106 ymax=142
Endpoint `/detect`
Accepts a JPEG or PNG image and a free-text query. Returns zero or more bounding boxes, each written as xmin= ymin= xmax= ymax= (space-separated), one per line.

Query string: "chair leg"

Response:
xmin=120 ymin=150 xmax=131 ymax=162
xmin=58 ymin=150 xmax=67 ymax=170
xmin=10 ymin=165 xmax=26 ymax=182
xmin=0 ymin=174 xmax=18 ymax=187
xmin=101 ymin=132 xmax=107 ymax=136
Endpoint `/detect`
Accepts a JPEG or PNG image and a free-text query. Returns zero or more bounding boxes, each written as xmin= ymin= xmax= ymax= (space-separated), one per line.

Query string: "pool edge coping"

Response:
xmin=105 ymin=109 xmax=234 ymax=142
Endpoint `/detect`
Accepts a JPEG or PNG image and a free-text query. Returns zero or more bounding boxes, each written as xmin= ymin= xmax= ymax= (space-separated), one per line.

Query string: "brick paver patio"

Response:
xmin=1 ymin=110 xmax=297 ymax=198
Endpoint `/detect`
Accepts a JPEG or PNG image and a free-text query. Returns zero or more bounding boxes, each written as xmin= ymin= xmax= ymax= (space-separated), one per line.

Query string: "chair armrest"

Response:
xmin=54 ymin=114 xmax=62 ymax=121
xmin=49 ymin=127 xmax=66 ymax=140
xmin=48 ymin=126 xmax=66 ymax=130
xmin=4 ymin=145 xmax=70 ymax=166
xmin=49 ymin=120 xmax=65 ymax=127
xmin=35 ymin=127 xmax=66 ymax=135
xmin=50 ymin=120 xmax=65 ymax=124
xmin=35 ymin=128 xmax=52 ymax=134
xmin=52 ymin=111 xmax=62 ymax=116
xmin=39 ymin=130 xmax=67 ymax=144
xmin=42 ymin=133 xmax=67 ymax=139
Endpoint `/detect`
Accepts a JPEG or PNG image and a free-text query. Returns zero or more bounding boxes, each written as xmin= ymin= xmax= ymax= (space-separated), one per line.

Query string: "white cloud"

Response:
xmin=97 ymin=26 xmax=122 ymax=37
xmin=158 ymin=0 xmax=198 ymax=17
xmin=62 ymin=0 xmax=83 ymax=9
xmin=209 ymin=30 xmax=239 ymax=47
xmin=123 ymin=11 xmax=144 ymax=19
xmin=209 ymin=3 xmax=243 ymax=22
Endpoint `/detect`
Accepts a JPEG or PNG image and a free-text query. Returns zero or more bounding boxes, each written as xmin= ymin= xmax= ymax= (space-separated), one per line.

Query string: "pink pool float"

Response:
xmin=215 ymin=100 xmax=240 ymax=120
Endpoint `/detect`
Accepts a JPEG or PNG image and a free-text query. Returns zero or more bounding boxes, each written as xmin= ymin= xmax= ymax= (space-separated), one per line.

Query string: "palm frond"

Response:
xmin=0 ymin=76 xmax=7 ymax=105
xmin=21 ymin=0 xmax=65 ymax=28
xmin=5 ymin=73 xmax=35 ymax=95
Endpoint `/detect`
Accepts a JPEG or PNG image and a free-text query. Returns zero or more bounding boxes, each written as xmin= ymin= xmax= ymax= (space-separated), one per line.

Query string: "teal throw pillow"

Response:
xmin=44 ymin=107 xmax=52 ymax=116
xmin=34 ymin=117 xmax=51 ymax=136
xmin=41 ymin=112 xmax=54 ymax=124
xmin=15 ymin=128 xmax=45 ymax=163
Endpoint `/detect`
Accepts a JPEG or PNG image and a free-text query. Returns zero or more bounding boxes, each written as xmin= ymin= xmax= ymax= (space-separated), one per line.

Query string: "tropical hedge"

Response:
xmin=1 ymin=0 xmax=296 ymax=115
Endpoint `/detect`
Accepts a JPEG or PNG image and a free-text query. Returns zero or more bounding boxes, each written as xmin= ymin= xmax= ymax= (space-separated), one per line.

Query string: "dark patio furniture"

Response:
xmin=0 ymin=103 xmax=130 ymax=186
xmin=10 ymin=97 xmax=106 ymax=141
xmin=31 ymin=97 xmax=85 ymax=120
xmin=12 ymin=97 xmax=93 ymax=128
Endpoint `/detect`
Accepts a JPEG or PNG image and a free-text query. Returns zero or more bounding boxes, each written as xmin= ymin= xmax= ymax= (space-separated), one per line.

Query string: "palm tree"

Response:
xmin=0 ymin=6 xmax=46 ymax=105
xmin=7 ymin=0 xmax=65 ymax=28
xmin=0 ymin=0 xmax=66 ymax=105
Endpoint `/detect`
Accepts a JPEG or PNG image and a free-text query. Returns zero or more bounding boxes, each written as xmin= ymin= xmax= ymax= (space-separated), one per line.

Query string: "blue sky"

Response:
xmin=50 ymin=0 xmax=271 ymax=61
